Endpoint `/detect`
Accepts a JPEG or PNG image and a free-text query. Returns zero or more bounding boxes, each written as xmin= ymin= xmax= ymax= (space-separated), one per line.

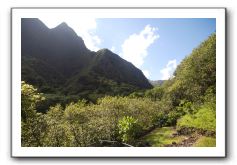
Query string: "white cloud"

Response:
xmin=111 ymin=46 xmax=116 ymax=52
xmin=39 ymin=17 xmax=101 ymax=51
xmin=160 ymin=59 xmax=177 ymax=80
xmin=142 ymin=70 xmax=150 ymax=78
xmin=120 ymin=25 xmax=159 ymax=68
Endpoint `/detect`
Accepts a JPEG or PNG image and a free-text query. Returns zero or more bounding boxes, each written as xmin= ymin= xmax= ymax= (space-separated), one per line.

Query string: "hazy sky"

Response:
xmin=39 ymin=18 xmax=216 ymax=80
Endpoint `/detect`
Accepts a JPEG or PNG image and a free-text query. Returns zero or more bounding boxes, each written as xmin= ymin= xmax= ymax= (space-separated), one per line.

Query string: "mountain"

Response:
xmin=21 ymin=18 xmax=152 ymax=102
xmin=149 ymin=80 xmax=166 ymax=87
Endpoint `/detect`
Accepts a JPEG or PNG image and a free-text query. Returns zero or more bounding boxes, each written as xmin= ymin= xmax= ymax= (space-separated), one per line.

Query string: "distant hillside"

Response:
xmin=21 ymin=18 xmax=152 ymax=103
xmin=149 ymin=80 xmax=166 ymax=87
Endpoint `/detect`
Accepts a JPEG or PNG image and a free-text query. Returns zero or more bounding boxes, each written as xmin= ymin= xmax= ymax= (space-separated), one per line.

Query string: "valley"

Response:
xmin=21 ymin=18 xmax=216 ymax=147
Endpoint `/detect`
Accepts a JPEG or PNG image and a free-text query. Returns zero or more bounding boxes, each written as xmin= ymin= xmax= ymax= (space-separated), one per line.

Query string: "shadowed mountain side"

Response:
xmin=21 ymin=18 xmax=152 ymax=98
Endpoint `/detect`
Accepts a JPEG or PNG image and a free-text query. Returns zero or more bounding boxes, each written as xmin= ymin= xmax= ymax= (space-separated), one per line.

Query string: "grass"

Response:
xmin=141 ymin=127 xmax=186 ymax=147
xmin=192 ymin=136 xmax=216 ymax=147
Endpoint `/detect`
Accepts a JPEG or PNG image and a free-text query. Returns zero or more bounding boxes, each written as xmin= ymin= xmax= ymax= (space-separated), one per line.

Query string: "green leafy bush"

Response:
xmin=177 ymin=104 xmax=216 ymax=132
xmin=118 ymin=116 xmax=139 ymax=144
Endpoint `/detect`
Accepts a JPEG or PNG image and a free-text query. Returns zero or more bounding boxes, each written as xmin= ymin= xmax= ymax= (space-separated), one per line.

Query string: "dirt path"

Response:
xmin=140 ymin=127 xmax=202 ymax=147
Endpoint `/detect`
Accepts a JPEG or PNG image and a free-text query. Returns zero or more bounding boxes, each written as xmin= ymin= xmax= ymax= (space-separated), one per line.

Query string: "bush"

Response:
xmin=118 ymin=116 xmax=139 ymax=144
xmin=177 ymin=103 xmax=216 ymax=132
xmin=166 ymin=110 xmax=182 ymax=126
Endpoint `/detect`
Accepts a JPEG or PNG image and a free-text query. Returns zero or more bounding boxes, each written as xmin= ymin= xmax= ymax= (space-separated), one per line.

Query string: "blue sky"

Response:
xmin=39 ymin=18 xmax=216 ymax=80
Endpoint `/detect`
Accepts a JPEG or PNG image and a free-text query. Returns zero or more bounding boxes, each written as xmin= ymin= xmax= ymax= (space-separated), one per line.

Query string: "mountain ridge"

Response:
xmin=21 ymin=18 xmax=152 ymax=100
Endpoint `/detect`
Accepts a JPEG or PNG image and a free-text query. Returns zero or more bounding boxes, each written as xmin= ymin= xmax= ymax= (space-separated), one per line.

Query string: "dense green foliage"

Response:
xmin=21 ymin=81 xmax=46 ymax=146
xmin=165 ymin=33 xmax=216 ymax=106
xmin=21 ymin=26 xmax=216 ymax=147
xmin=177 ymin=94 xmax=216 ymax=132
xmin=21 ymin=89 xmax=174 ymax=146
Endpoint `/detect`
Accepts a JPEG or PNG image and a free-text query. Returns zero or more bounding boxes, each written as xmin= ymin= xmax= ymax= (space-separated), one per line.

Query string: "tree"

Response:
xmin=43 ymin=104 xmax=72 ymax=147
xmin=21 ymin=81 xmax=46 ymax=146
xmin=21 ymin=81 xmax=45 ymax=120
xmin=165 ymin=33 xmax=216 ymax=105
xmin=145 ymin=86 xmax=164 ymax=101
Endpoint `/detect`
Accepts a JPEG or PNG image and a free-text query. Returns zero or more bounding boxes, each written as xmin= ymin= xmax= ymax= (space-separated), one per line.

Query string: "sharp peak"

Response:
xmin=53 ymin=22 xmax=71 ymax=30
xmin=57 ymin=22 xmax=69 ymax=27
xmin=52 ymin=22 xmax=78 ymax=35
xmin=97 ymin=48 xmax=113 ymax=54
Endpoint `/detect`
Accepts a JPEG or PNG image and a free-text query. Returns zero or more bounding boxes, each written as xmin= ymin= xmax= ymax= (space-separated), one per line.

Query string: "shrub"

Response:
xmin=118 ymin=116 xmax=139 ymax=144
xmin=177 ymin=103 xmax=216 ymax=132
